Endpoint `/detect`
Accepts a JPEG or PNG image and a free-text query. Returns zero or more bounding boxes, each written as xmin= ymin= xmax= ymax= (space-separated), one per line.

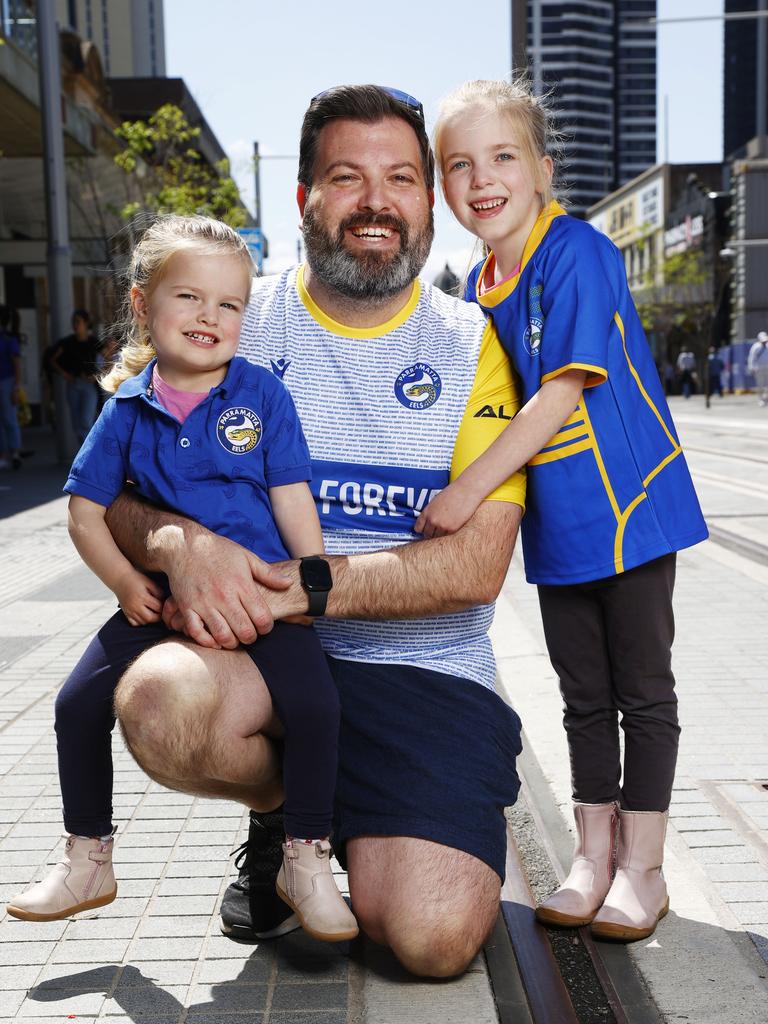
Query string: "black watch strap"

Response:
xmin=299 ymin=556 xmax=332 ymax=617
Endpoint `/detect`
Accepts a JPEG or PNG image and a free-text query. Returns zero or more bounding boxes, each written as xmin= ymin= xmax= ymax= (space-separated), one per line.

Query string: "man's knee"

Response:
xmin=355 ymin=898 xmax=490 ymax=978
xmin=115 ymin=642 xmax=215 ymax=777
xmin=347 ymin=837 xmax=499 ymax=978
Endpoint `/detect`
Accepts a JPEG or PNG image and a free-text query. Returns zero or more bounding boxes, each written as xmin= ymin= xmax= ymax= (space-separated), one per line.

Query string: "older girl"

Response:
xmin=416 ymin=79 xmax=708 ymax=942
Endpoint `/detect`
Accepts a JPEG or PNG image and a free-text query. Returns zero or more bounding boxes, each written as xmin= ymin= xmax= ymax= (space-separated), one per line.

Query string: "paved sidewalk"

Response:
xmin=0 ymin=431 xmax=498 ymax=1022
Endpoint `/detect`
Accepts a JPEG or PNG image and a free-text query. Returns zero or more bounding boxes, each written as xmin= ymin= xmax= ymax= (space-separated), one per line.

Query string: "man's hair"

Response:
xmin=298 ymin=85 xmax=435 ymax=191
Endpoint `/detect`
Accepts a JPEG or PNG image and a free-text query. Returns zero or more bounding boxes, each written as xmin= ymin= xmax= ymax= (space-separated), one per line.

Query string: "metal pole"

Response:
xmin=758 ymin=0 xmax=767 ymax=142
xmin=36 ymin=0 xmax=76 ymax=462
xmin=253 ymin=141 xmax=262 ymax=229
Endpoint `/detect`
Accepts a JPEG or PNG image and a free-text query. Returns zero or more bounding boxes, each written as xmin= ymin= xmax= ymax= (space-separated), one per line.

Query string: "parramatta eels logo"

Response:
xmin=216 ymin=407 xmax=262 ymax=455
xmin=394 ymin=363 xmax=442 ymax=410
xmin=523 ymin=316 xmax=543 ymax=357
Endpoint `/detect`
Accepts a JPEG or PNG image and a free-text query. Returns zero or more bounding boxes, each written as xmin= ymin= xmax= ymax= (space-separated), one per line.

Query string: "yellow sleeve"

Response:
xmin=450 ymin=321 xmax=527 ymax=509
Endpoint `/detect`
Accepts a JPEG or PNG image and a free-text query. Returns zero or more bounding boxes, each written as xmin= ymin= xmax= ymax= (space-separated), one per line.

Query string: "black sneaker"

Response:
xmin=219 ymin=808 xmax=299 ymax=941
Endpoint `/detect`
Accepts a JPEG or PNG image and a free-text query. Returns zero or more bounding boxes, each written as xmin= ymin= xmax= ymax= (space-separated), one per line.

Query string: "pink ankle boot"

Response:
xmin=276 ymin=839 xmax=358 ymax=943
xmin=590 ymin=809 xmax=669 ymax=942
xmin=6 ymin=835 xmax=117 ymax=922
xmin=535 ymin=801 xmax=618 ymax=927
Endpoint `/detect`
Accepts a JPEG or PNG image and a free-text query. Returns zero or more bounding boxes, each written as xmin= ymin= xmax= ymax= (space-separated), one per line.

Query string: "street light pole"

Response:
xmin=36 ymin=0 xmax=76 ymax=461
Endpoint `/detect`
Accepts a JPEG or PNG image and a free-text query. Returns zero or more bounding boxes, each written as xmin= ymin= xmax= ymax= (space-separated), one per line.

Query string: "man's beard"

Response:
xmin=302 ymin=207 xmax=434 ymax=303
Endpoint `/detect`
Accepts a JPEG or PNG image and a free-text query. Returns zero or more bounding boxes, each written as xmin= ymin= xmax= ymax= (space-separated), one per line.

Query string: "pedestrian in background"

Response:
xmin=50 ymin=310 xmax=102 ymax=443
xmin=0 ymin=304 xmax=23 ymax=471
xmin=676 ymin=347 xmax=697 ymax=399
xmin=747 ymin=331 xmax=768 ymax=407
xmin=707 ymin=346 xmax=724 ymax=398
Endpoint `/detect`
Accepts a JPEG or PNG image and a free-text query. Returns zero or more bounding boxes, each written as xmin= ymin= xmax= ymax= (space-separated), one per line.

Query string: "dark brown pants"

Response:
xmin=537 ymin=553 xmax=679 ymax=811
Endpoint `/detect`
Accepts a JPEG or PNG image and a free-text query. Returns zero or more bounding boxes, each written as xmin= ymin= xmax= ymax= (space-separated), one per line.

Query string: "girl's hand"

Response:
xmin=413 ymin=481 xmax=483 ymax=539
xmin=115 ymin=569 xmax=165 ymax=627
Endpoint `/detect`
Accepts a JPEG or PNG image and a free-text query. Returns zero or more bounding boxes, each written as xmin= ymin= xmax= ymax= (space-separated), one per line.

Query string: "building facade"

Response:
xmin=511 ymin=0 xmax=657 ymax=216
xmin=55 ymin=0 xmax=165 ymax=77
xmin=723 ymin=0 xmax=767 ymax=160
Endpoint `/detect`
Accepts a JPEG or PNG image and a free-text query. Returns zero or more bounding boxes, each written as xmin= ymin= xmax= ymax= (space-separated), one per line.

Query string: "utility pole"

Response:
xmin=36 ymin=0 xmax=76 ymax=461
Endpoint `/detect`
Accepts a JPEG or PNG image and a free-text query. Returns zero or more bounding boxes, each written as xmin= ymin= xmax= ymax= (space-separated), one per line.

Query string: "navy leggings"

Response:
xmin=55 ymin=612 xmax=339 ymax=838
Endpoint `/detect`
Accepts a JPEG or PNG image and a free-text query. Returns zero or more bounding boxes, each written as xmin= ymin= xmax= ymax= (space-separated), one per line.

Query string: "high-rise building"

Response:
xmin=56 ymin=0 xmax=165 ymax=77
xmin=512 ymin=1 xmax=657 ymax=216
xmin=723 ymin=0 xmax=767 ymax=159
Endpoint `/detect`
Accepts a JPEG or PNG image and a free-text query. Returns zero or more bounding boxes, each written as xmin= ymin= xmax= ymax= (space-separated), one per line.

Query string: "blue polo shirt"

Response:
xmin=65 ymin=356 xmax=312 ymax=563
xmin=468 ymin=201 xmax=708 ymax=585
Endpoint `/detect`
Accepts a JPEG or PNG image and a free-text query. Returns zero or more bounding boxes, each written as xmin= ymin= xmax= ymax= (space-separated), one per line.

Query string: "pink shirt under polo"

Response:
xmin=152 ymin=366 xmax=208 ymax=423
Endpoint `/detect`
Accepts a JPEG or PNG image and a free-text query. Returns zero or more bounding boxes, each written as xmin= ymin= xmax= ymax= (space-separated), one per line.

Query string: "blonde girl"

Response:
xmin=416 ymin=79 xmax=707 ymax=942
xmin=7 ymin=215 xmax=357 ymax=943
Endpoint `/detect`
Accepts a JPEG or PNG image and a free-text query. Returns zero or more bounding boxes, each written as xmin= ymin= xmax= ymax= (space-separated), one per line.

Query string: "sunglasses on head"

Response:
xmin=310 ymin=86 xmax=425 ymax=125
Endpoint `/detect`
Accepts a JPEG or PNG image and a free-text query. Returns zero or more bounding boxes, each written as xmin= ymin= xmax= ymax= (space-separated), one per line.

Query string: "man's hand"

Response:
xmin=159 ymin=529 xmax=292 ymax=649
xmin=413 ymin=480 xmax=483 ymax=540
xmin=114 ymin=569 xmax=164 ymax=627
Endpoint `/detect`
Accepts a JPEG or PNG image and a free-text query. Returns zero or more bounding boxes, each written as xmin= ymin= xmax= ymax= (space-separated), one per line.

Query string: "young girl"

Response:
xmin=416 ymin=80 xmax=708 ymax=942
xmin=7 ymin=215 xmax=357 ymax=943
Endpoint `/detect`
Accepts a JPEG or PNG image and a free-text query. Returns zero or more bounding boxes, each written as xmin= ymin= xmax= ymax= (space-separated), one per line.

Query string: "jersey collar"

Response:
xmin=113 ymin=356 xmax=243 ymax=401
xmin=296 ymin=264 xmax=421 ymax=339
xmin=475 ymin=200 xmax=566 ymax=309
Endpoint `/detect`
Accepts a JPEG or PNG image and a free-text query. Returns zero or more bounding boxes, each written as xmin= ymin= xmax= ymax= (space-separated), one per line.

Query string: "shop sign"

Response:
xmin=664 ymin=214 xmax=704 ymax=255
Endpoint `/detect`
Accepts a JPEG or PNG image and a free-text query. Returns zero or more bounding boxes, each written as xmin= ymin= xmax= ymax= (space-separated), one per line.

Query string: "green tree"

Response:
xmin=113 ymin=103 xmax=247 ymax=227
xmin=634 ymin=247 xmax=713 ymax=353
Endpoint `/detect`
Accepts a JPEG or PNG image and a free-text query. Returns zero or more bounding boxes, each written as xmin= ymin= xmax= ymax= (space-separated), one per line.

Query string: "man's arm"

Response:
xmin=104 ymin=492 xmax=291 ymax=649
xmin=264 ymin=499 xmax=522 ymax=621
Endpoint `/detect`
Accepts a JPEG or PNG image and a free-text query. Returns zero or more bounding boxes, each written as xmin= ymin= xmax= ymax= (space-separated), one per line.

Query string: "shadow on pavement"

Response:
xmin=0 ymin=427 xmax=70 ymax=520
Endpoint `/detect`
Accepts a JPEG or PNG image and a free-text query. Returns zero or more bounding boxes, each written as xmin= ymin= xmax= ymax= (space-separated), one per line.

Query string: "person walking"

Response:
xmin=50 ymin=310 xmax=102 ymax=443
xmin=707 ymin=346 xmax=724 ymax=398
xmin=748 ymin=331 xmax=768 ymax=406
xmin=0 ymin=304 xmax=23 ymax=471
xmin=676 ymin=348 xmax=697 ymax=399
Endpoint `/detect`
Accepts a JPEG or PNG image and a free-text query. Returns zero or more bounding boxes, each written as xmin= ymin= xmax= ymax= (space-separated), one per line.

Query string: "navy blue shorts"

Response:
xmin=327 ymin=658 xmax=523 ymax=881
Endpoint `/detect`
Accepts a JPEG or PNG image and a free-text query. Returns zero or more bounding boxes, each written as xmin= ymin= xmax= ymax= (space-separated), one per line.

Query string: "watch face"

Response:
xmin=301 ymin=558 xmax=332 ymax=592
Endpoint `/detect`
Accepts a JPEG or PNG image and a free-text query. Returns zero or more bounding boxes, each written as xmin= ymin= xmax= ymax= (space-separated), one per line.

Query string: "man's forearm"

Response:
xmin=269 ymin=500 xmax=522 ymax=620
xmin=104 ymin=491 xmax=198 ymax=573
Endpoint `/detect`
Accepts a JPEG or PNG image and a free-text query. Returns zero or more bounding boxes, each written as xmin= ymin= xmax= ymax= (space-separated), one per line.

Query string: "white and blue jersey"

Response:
xmin=239 ymin=266 xmax=526 ymax=690
xmin=468 ymin=201 xmax=708 ymax=585
xmin=65 ymin=356 xmax=311 ymax=564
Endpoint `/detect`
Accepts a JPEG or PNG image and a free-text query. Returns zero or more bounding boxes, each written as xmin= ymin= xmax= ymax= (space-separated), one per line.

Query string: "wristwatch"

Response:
xmin=299 ymin=556 xmax=333 ymax=616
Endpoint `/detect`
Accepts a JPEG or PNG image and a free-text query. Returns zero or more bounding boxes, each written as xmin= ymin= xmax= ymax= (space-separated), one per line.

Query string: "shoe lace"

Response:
xmin=231 ymin=840 xmax=252 ymax=872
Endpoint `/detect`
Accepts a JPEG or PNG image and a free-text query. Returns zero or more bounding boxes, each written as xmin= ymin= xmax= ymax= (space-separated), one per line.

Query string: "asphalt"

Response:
xmin=1 ymin=395 xmax=767 ymax=1022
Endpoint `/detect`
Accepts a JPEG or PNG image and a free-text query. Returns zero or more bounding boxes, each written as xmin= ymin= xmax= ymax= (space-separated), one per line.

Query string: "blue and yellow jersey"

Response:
xmin=467 ymin=201 xmax=708 ymax=585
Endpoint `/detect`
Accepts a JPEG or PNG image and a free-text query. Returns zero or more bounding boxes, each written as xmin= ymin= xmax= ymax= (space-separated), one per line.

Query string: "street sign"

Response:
xmin=238 ymin=227 xmax=264 ymax=273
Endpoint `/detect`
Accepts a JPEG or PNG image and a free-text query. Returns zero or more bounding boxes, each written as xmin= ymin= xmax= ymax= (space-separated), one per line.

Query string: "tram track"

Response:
xmin=485 ymin=735 xmax=663 ymax=1024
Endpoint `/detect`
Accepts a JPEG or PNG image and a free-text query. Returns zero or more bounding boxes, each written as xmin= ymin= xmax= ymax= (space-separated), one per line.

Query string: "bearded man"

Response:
xmin=107 ymin=85 xmax=526 ymax=978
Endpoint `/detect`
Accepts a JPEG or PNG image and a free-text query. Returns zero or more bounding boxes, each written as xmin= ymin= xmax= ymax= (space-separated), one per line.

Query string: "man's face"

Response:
xmin=299 ymin=116 xmax=434 ymax=302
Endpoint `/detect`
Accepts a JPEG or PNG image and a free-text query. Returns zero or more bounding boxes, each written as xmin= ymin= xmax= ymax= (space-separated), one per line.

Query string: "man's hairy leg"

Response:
xmin=114 ymin=640 xmax=284 ymax=810
xmin=346 ymin=836 xmax=500 ymax=978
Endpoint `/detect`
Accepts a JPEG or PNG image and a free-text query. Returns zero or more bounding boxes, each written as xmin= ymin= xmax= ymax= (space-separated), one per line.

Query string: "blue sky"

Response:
xmin=165 ymin=0 xmax=723 ymax=280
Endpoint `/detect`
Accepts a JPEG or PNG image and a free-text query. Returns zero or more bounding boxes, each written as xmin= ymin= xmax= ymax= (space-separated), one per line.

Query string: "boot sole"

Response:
xmin=219 ymin=913 xmax=300 ymax=942
xmin=590 ymin=898 xmax=669 ymax=942
xmin=535 ymin=905 xmax=595 ymax=928
xmin=6 ymin=886 xmax=117 ymax=922
xmin=276 ymin=883 xmax=359 ymax=943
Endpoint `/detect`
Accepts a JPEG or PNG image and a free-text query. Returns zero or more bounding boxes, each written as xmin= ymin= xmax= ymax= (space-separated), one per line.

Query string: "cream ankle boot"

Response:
xmin=276 ymin=839 xmax=358 ymax=942
xmin=535 ymin=801 xmax=618 ymax=927
xmin=591 ymin=809 xmax=669 ymax=942
xmin=6 ymin=835 xmax=117 ymax=922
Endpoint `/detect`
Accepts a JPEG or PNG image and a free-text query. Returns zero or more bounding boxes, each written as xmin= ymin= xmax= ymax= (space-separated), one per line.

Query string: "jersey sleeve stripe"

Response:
xmin=540 ymin=362 xmax=607 ymax=387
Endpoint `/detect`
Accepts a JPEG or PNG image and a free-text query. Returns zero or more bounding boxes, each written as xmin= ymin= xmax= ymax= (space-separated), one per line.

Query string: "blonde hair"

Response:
xmin=433 ymin=76 xmax=561 ymax=208
xmin=101 ymin=215 xmax=254 ymax=393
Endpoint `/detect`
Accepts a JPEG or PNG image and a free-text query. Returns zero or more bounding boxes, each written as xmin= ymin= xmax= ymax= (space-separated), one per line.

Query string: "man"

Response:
xmin=676 ymin=347 xmax=697 ymax=399
xmin=707 ymin=346 xmax=724 ymax=398
xmin=106 ymin=86 xmax=526 ymax=978
xmin=748 ymin=331 xmax=768 ymax=406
